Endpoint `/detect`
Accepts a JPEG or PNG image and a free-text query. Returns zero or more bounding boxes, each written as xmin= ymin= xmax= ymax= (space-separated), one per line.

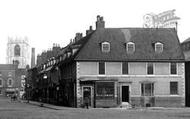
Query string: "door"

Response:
xmin=122 ymin=86 xmax=129 ymax=102
xmin=83 ymin=86 xmax=92 ymax=107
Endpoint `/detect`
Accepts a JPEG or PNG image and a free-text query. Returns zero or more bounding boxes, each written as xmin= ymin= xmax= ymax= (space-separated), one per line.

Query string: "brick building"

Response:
xmin=0 ymin=64 xmax=26 ymax=97
xmin=29 ymin=15 xmax=185 ymax=108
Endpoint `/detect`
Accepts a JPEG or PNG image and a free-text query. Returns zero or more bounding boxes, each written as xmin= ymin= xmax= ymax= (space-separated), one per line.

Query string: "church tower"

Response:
xmin=6 ymin=37 xmax=30 ymax=69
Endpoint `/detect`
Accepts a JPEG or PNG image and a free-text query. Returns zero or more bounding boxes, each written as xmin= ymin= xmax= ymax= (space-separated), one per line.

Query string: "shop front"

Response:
xmin=80 ymin=80 xmax=118 ymax=108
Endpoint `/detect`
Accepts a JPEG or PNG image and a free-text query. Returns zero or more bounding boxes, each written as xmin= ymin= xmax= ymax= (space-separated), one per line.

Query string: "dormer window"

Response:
xmin=101 ymin=42 xmax=110 ymax=52
xmin=126 ymin=42 xmax=135 ymax=53
xmin=155 ymin=42 xmax=163 ymax=53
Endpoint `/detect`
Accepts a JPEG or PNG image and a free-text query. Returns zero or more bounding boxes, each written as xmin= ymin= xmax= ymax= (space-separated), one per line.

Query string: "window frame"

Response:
xmin=7 ymin=78 xmax=13 ymax=87
xmin=141 ymin=83 xmax=154 ymax=96
xmin=14 ymin=44 xmax=21 ymax=56
xmin=170 ymin=63 xmax=177 ymax=75
xmin=101 ymin=42 xmax=110 ymax=53
xmin=147 ymin=62 xmax=154 ymax=75
xmin=99 ymin=62 xmax=105 ymax=75
xmin=96 ymin=82 xmax=115 ymax=100
xmin=126 ymin=42 xmax=135 ymax=53
xmin=122 ymin=62 xmax=128 ymax=75
xmin=170 ymin=82 xmax=178 ymax=95
xmin=155 ymin=42 xmax=163 ymax=53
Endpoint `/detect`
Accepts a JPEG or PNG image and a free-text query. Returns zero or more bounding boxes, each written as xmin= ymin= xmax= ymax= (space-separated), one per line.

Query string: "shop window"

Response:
xmin=141 ymin=83 xmax=154 ymax=96
xmin=170 ymin=63 xmax=177 ymax=75
xmin=147 ymin=63 xmax=154 ymax=75
xmin=170 ymin=82 xmax=178 ymax=95
xmin=99 ymin=62 xmax=105 ymax=75
xmin=122 ymin=62 xmax=128 ymax=74
xmin=96 ymin=82 xmax=114 ymax=99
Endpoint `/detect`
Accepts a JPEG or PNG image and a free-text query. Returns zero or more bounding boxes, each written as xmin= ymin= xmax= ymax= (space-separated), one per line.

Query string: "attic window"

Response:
xmin=155 ymin=42 xmax=163 ymax=53
xmin=101 ymin=42 xmax=110 ymax=52
xmin=126 ymin=42 xmax=135 ymax=53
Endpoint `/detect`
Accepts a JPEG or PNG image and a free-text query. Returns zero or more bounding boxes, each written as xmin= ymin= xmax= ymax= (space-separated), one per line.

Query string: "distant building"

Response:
xmin=0 ymin=64 xmax=26 ymax=97
xmin=36 ymin=44 xmax=61 ymax=66
xmin=181 ymin=38 xmax=190 ymax=60
xmin=6 ymin=37 xmax=30 ymax=68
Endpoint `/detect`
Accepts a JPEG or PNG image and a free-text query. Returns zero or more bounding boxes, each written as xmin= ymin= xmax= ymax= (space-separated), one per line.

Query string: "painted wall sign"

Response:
xmin=143 ymin=9 xmax=180 ymax=28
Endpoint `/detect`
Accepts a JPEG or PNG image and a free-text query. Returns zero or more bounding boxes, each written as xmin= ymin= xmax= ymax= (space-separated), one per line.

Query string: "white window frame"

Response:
xmin=170 ymin=63 xmax=178 ymax=75
xmin=146 ymin=62 xmax=155 ymax=75
xmin=126 ymin=42 xmax=135 ymax=53
xmin=101 ymin=42 xmax=110 ymax=53
xmin=155 ymin=42 xmax=163 ymax=53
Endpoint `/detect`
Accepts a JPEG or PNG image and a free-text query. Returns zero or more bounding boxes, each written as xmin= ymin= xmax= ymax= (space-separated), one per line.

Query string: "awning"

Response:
xmin=79 ymin=77 xmax=99 ymax=82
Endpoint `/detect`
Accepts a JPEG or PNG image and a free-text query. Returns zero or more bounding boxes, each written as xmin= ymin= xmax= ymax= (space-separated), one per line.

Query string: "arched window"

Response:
xmin=14 ymin=44 xmax=20 ymax=56
xmin=7 ymin=78 xmax=13 ymax=87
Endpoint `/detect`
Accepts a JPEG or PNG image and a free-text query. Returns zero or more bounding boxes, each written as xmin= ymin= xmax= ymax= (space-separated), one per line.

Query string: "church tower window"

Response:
xmin=14 ymin=44 xmax=20 ymax=56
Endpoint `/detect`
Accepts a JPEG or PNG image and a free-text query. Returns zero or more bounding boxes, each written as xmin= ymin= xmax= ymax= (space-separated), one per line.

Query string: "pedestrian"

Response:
xmin=84 ymin=97 xmax=89 ymax=109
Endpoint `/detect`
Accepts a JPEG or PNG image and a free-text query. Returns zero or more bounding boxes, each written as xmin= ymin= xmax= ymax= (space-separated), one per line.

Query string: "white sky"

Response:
xmin=0 ymin=0 xmax=189 ymax=64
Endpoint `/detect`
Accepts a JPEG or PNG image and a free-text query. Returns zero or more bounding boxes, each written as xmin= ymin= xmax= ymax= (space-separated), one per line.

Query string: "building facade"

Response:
xmin=0 ymin=64 xmax=26 ymax=97
xmin=181 ymin=38 xmax=190 ymax=107
xmin=28 ymin=16 xmax=185 ymax=108
xmin=6 ymin=37 xmax=30 ymax=69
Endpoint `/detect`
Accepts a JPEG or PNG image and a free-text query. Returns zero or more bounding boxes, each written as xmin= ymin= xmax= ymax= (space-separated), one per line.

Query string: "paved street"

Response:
xmin=0 ymin=97 xmax=190 ymax=119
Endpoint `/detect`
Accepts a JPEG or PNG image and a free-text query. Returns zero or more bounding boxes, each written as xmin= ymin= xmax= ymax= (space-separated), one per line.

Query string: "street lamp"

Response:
xmin=26 ymin=83 xmax=30 ymax=103
xmin=56 ymin=86 xmax=59 ymax=105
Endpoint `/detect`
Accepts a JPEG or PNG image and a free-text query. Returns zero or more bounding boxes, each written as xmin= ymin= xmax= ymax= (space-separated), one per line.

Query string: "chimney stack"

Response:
xmin=31 ymin=48 xmax=35 ymax=68
xmin=86 ymin=26 xmax=93 ymax=35
xmin=96 ymin=15 xmax=105 ymax=30
xmin=74 ymin=33 xmax=83 ymax=42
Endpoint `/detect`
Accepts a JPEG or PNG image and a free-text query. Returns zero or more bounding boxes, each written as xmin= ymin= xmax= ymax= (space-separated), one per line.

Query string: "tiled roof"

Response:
xmin=75 ymin=28 xmax=184 ymax=61
xmin=182 ymin=37 xmax=190 ymax=44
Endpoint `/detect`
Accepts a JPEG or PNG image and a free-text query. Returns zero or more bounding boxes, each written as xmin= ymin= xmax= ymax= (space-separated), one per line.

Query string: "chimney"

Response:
xmin=96 ymin=15 xmax=105 ymax=30
xmin=86 ymin=26 xmax=93 ymax=35
xmin=74 ymin=33 xmax=83 ymax=42
xmin=31 ymin=48 xmax=35 ymax=68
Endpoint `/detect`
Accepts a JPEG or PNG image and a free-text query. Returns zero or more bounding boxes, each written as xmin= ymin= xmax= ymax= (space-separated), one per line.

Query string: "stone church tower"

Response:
xmin=6 ymin=37 xmax=30 ymax=69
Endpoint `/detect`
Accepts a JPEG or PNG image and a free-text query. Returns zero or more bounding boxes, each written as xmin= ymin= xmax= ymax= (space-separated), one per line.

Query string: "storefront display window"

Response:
xmin=96 ymin=82 xmax=114 ymax=99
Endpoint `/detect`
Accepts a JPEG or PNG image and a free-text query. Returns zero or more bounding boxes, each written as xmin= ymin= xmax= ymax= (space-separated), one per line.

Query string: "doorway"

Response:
xmin=82 ymin=86 xmax=92 ymax=107
xmin=122 ymin=86 xmax=129 ymax=102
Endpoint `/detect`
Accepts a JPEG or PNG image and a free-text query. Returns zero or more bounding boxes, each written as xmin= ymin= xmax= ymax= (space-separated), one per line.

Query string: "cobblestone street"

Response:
xmin=0 ymin=97 xmax=190 ymax=119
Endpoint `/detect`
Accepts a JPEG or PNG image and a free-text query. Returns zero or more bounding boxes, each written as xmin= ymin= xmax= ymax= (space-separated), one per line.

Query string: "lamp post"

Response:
xmin=56 ymin=86 xmax=59 ymax=105
xmin=43 ymin=74 xmax=47 ymax=102
xmin=26 ymin=84 xmax=30 ymax=103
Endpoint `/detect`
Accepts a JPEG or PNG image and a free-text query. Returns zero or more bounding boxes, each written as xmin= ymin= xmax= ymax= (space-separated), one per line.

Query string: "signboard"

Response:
xmin=143 ymin=9 xmax=180 ymax=28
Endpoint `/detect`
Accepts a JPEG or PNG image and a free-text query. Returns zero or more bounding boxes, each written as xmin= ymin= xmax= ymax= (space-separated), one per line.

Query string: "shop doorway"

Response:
xmin=122 ymin=86 xmax=129 ymax=102
xmin=82 ymin=86 xmax=92 ymax=107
